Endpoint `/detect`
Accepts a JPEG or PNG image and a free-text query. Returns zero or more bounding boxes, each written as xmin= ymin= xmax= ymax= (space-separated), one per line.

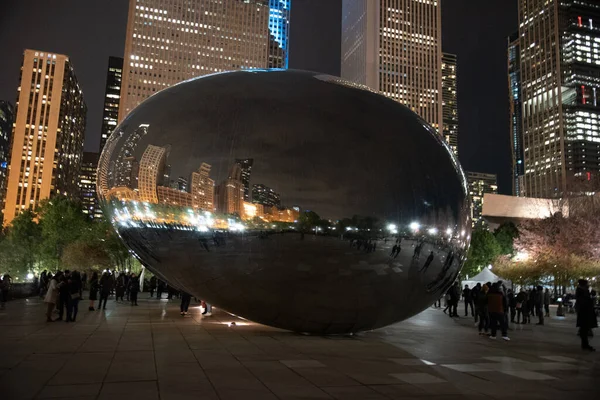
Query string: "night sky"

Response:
xmin=0 ymin=0 xmax=517 ymax=194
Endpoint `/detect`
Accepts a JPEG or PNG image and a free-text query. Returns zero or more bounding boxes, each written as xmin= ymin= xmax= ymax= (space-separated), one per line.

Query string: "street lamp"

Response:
xmin=409 ymin=222 xmax=420 ymax=232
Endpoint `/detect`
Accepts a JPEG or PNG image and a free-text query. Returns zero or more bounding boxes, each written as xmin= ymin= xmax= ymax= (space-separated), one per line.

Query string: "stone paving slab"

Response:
xmin=0 ymin=295 xmax=598 ymax=399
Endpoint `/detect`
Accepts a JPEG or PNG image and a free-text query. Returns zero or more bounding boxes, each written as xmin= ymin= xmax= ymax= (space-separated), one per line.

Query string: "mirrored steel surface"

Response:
xmin=98 ymin=70 xmax=471 ymax=334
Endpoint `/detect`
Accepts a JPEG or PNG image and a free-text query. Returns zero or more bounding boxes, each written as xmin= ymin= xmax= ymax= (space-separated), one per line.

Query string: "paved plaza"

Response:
xmin=0 ymin=295 xmax=597 ymax=400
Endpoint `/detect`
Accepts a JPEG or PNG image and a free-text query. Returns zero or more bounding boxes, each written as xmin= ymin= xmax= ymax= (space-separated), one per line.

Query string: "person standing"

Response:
xmin=88 ymin=272 xmax=99 ymax=311
xmin=44 ymin=272 xmax=62 ymax=322
xmin=67 ymin=271 xmax=82 ymax=322
xmin=508 ymin=289 xmax=517 ymax=323
xmin=115 ymin=273 xmax=125 ymax=302
xmin=463 ymin=284 xmax=474 ymax=317
xmin=81 ymin=272 xmax=88 ymax=291
xmin=129 ymin=274 xmax=139 ymax=306
xmin=149 ymin=276 xmax=157 ymax=298
xmin=57 ymin=271 xmax=71 ymax=321
xmin=98 ymin=272 xmax=112 ymax=310
xmin=0 ymin=274 xmax=11 ymax=309
xmin=450 ymin=282 xmax=460 ymax=317
xmin=575 ymin=279 xmax=597 ymax=351
xmin=544 ymin=288 xmax=551 ymax=317
xmin=487 ymin=283 xmax=510 ymax=341
xmin=180 ymin=292 xmax=192 ymax=315
xmin=535 ymin=286 xmax=544 ymax=325
xmin=471 ymin=283 xmax=481 ymax=323
xmin=476 ymin=284 xmax=489 ymax=336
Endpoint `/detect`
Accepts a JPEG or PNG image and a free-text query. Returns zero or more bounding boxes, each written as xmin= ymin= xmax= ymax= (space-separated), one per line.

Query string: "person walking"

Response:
xmin=487 ymin=283 xmax=510 ymax=341
xmin=98 ymin=272 xmax=112 ymax=310
xmin=67 ymin=271 xmax=83 ymax=322
xmin=463 ymin=284 xmax=474 ymax=317
xmin=476 ymin=284 xmax=489 ymax=336
xmin=544 ymin=288 xmax=551 ymax=317
xmin=575 ymin=279 xmax=597 ymax=351
xmin=129 ymin=274 xmax=139 ymax=306
xmin=180 ymin=292 xmax=192 ymax=315
xmin=88 ymin=272 xmax=99 ymax=311
xmin=44 ymin=272 xmax=62 ymax=322
xmin=535 ymin=286 xmax=544 ymax=325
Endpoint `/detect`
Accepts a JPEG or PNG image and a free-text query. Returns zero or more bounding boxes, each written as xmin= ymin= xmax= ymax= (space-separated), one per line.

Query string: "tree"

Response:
xmin=462 ymin=227 xmax=501 ymax=278
xmin=0 ymin=209 xmax=41 ymax=276
xmin=494 ymin=222 xmax=519 ymax=256
xmin=298 ymin=210 xmax=320 ymax=232
xmin=37 ymin=196 xmax=89 ymax=269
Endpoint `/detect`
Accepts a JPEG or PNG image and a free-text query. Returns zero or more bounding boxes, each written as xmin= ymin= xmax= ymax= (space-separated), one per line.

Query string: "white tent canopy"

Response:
xmin=462 ymin=268 xmax=512 ymax=289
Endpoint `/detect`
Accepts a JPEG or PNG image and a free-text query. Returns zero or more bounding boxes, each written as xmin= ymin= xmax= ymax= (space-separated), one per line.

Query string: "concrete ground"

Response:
xmin=0 ymin=295 xmax=597 ymax=400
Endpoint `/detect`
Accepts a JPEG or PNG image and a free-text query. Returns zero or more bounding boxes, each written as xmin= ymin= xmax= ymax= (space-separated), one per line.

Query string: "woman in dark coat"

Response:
xmin=576 ymin=279 xmax=598 ymax=351
xmin=67 ymin=271 xmax=83 ymax=322
xmin=88 ymin=272 xmax=99 ymax=311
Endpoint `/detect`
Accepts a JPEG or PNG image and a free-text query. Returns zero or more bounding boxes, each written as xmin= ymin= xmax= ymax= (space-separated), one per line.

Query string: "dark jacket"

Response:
xmin=576 ymin=286 xmax=598 ymax=330
xmin=89 ymin=278 xmax=99 ymax=300
xmin=487 ymin=289 xmax=505 ymax=314
xmin=475 ymin=291 xmax=488 ymax=313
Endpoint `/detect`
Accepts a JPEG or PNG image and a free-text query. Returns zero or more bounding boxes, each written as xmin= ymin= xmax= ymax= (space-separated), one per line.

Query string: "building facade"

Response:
xmin=508 ymin=32 xmax=524 ymax=197
xmin=191 ymin=162 xmax=214 ymax=211
xmin=467 ymin=171 xmax=498 ymax=229
xmin=79 ymin=152 xmax=102 ymax=219
xmin=100 ymin=57 xmax=123 ymax=152
xmin=441 ymin=52 xmax=458 ymax=155
xmin=268 ymin=0 xmax=291 ymax=69
xmin=138 ymin=144 xmax=168 ymax=203
xmin=234 ymin=158 xmax=253 ymax=201
xmin=118 ymin=0 xmax=291 ymax=123
xmin=215 ymin=163 xmax=244 ymax=216
xmin=0 ymin=101 xmax=14 ymax=224
xmin=518 ymin=0 xmax=600 ymax=197
xmin=3 ymin=49 xmax=86 ymax=226
xmin=252 ymin=183 xmax=281 ymax=207
xmin=341 ymin=0 xmax=443 ymax=132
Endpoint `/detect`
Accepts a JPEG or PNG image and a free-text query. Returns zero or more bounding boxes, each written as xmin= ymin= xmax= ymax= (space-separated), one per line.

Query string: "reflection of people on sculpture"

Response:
xmin=413 ymin=240 xmax=424 ymax=260
xmin=420 ymin=251 xmax=435 ymax=273
xmin=390 ymin=245 xmax=398 ymax=256
xmin=198 ymin=237 xmax=210 ymax=252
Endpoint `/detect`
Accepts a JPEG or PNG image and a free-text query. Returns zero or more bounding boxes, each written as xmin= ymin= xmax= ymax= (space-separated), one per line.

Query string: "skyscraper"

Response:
xmin=3 ymin=49 xmax=86 ymax=226
xmin=0 ymin=101 xmax=14 ymax=225
xmin=191 ymin=162 xmax=215 ymax=211
xmin=268 ymin=0 xmax=291 ymax=69
xmin=119 ymin=0 xmax=291 ymax=123
xmin=442 ymin=52 xmax=458 ymax=155
xmin=341 ymin=0 xmax=443 ymax=132
xmin=234 ymin=158 xmax=253 ymax=201
xmin=138 ymin=144 xmax=168 ymax=203
xmin=216 ymin=163 xmax=244 ymax=216
xmin=252 ymin=183 xmax=281 ymax=207
xmin=467 ymin=171 xmax=498 ymax=229
xmin=79 ymin=152 xmax=102 ymax=219
xmin=508 ymin=32 xmax=524 ymax=197
xmin=518 ymin=0 xmax=600 ymax=197
xmin=99 ymin=57 xmax=123 ymax=152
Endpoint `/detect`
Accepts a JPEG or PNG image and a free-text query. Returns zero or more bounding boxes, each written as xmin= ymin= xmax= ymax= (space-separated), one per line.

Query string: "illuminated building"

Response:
xmin=518 ymin=0 xmax=600 ymax=197
xmin=252 ymin=183 xmax=281 ymax=207
xmin=467 ymin=171 xmax=498 ymax=229
xmin=508 ymin=32 xmax=524 ymax=196
xmin=268 ymin=0 xmax=291 ymax=68
xmin=79 ymin=152 xmax=102 ymax=219
xmin=3 ymin=49 xmax=86 ymax=226
xmin=442 ymin=52 xmax=458 ymax=155
xmin=119 ymin=0 xmax=292 ymax=122
xmin=100 ymin=57 xmax=123 ymax=152
xmin=191 ymin=163 xmax=214 ymax=211
xmin=170 ymin=176 xmax=188 ymax=192
xmin=138 ymin=144 xmax=168 ymax=203
xmin=157 ymin=185 xmax=193 ymax=207
xmin=109 ymin=123 xmax=148 ymax=192
xmin=341 ymin=0 xmax=443 ymax=132
xmin=0 ymin=101 xmax=13 ymax=225
xmin=235 ymin=158 xmax=253 ymax=201
xmin=215 ymin=163 xmax=244 ymax=216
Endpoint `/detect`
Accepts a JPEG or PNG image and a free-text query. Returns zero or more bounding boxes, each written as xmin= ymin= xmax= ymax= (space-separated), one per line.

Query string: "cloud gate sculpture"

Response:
xmin=98 ymin=70 xmax=471 ymax=334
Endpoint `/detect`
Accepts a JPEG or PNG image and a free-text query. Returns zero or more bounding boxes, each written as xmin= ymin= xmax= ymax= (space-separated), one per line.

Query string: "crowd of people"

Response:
xmin=435 ymin=279 xmax=598 ymax=350
xmin=32 ymin=269 xmax=213 ymax=322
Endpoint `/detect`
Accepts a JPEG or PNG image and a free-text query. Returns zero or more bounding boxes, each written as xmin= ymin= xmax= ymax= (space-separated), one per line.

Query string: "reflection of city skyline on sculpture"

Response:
xmin=100 ymin=136 xmax=300 ymax=226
